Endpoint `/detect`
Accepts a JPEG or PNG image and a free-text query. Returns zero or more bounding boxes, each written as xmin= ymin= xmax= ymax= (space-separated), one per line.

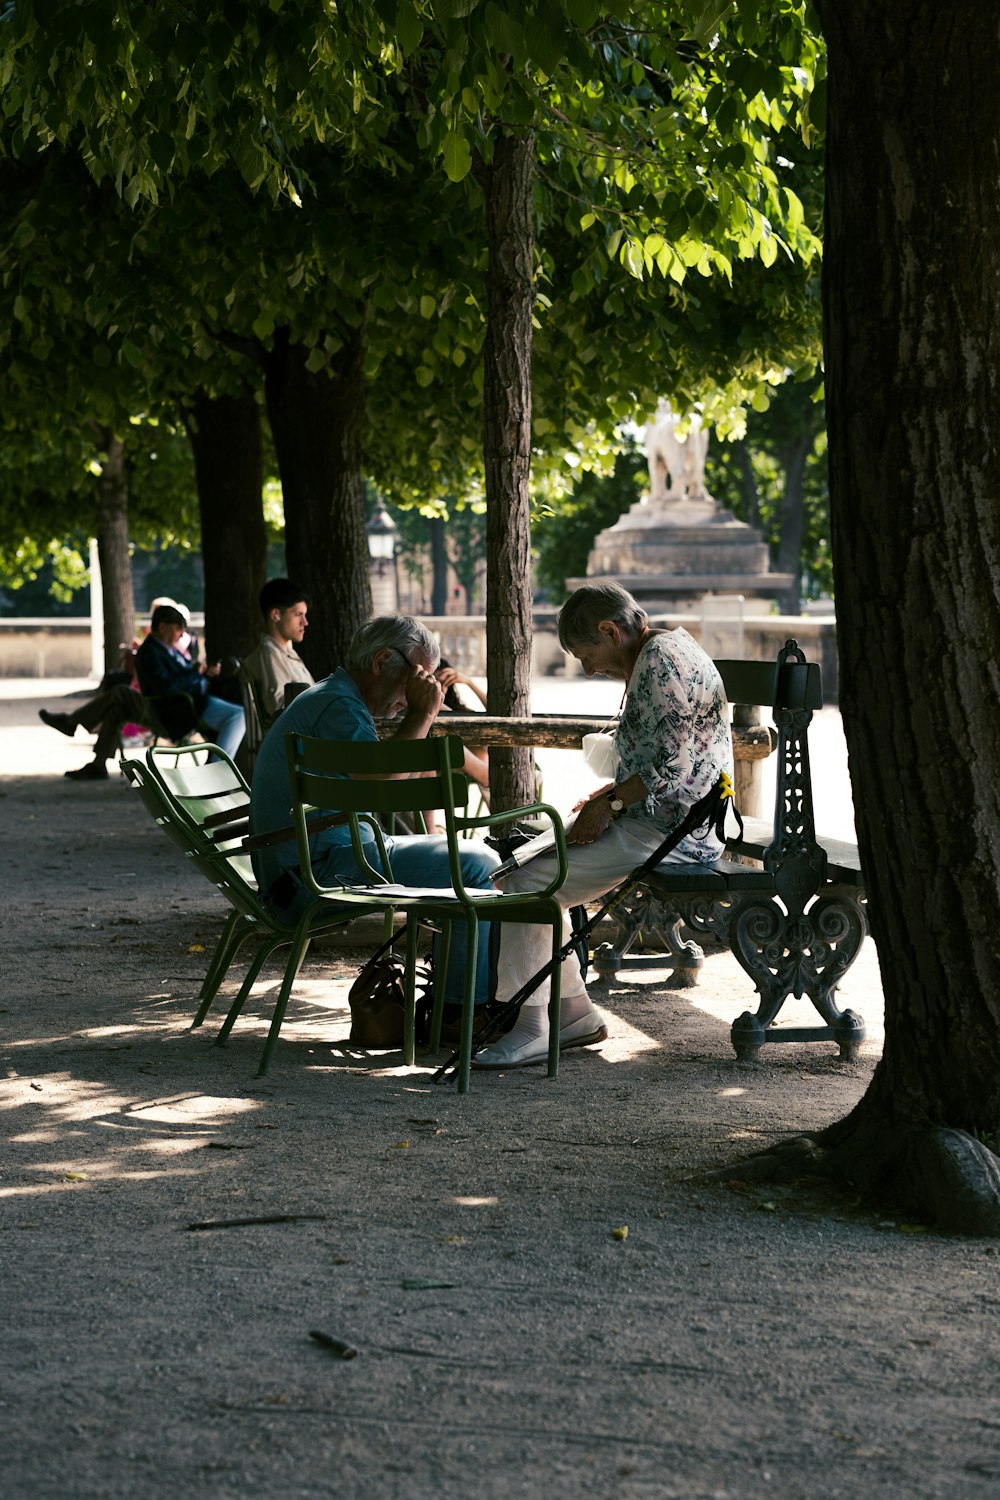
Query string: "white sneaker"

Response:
xmin=473 ymin=1008 xmax=609 ymax=1069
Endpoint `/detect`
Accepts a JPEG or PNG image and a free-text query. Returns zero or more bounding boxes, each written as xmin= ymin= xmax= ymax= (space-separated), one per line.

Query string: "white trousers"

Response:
xmin=495 ymin=818 xmax=696 ymax=1009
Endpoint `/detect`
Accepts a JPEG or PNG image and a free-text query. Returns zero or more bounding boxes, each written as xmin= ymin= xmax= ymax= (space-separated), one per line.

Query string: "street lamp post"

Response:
xmin=366 ymin=503 xmax=399 ymax=615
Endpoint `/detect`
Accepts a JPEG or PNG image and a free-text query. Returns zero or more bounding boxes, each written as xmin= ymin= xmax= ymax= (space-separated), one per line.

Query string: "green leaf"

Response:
xmin=304 ymin=347 xmax=326 ymax=373
xmin=525 ymin=1 xmax=566 ymax=77
xmin=579 ymin=212 xmax=596 ymax=231
xmin=484 ymin=3 xmax=525 ymax=63
xmin=13 ymin=294 xmax=27 ymax=322
xmin=395 ymin=1 xmax=423 ymax=55
xmin=415 ymin=366 xmax=434 ymax=387
xmin=690 ymin=2 xmax=735 ymax=46
xmin=419 ymin=294 xmax=436 ymax=319
xmin=252 ymin=312 xmax=275 ymax=341
xmin=564 ymin=0 xmax=601 ymax=26
xmin=442 ymin=130 xmax=472 ymax=182
xmin=622 ymin=240 xmax=644 ymax=281
xmin=808 ymin=75 xmax=827 ymax=133
xmin=121 ymin=340 xmax=143 ymax=368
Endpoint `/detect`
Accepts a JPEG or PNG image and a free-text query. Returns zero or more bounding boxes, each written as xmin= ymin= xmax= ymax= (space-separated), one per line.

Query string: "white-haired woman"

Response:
xmin=476 ymin=583 xmax=733 ymax=1069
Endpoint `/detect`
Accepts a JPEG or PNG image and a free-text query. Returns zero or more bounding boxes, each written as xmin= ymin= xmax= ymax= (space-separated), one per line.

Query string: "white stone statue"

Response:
xmin=644 ymin=402 xmax=711 ymax=502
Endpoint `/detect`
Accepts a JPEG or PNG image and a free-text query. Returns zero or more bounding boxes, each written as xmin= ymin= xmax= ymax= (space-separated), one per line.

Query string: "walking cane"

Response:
xmin=433 ymin=773 xmax=741 ymax=1084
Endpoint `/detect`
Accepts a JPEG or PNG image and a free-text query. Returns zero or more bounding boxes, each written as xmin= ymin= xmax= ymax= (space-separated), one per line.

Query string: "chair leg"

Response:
xmin=214 ymin=934 xmax=287 ymax=1045
xmin=547 ymin=916 xmax=562 ymax=1080
xmin=455 ymin=915 xmax=480 ymax=1095
xmin=192 ymin=911 xmax=251 ymax=1027
xmin=403 ymin=917 xmax=419 ymax=1066
xmin=256 ymin=931 xmax=313 ymax=1077
xmin=427 ymin=922 xmax=452 ymax=1051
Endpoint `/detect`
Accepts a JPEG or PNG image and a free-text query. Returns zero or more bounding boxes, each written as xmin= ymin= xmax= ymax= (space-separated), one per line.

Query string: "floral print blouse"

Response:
xmin=614 ymin=628 xmax=733 ymax=862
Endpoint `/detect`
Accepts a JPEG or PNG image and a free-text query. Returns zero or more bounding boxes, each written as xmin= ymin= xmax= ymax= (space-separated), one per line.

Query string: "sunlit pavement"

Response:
xmin=1 ymin=673 xmax=856 ymax=841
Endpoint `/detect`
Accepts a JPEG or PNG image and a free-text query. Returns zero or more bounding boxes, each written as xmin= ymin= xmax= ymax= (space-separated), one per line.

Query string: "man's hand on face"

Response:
xmin=404 ymin=662 xmax=444 ymax=719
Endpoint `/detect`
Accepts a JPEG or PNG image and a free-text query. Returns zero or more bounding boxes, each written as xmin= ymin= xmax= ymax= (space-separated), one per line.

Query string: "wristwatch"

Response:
xmin=606 ymin=788 xmax=625 ymax=814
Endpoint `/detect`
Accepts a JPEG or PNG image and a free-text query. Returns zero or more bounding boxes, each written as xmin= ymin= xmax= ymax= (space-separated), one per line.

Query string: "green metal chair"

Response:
xmin=285 ymin=732 xmax=571 ymax=1092
xmin=122 ymin=744 xmax=363 ymax=1070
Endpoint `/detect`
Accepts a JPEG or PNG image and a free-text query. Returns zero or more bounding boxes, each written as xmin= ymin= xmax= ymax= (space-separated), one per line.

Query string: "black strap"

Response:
xmin=433 ymin=773 xmax=740 ymax=1083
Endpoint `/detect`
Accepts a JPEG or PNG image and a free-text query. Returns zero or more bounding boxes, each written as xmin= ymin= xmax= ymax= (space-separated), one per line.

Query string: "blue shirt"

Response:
xmin=249 ymin=668 xmax=378 ymax=896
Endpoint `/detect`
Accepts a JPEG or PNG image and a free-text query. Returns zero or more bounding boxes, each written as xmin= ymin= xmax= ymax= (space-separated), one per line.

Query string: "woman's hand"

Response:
xmin=567 ymin=789 xmax=615 ymax=846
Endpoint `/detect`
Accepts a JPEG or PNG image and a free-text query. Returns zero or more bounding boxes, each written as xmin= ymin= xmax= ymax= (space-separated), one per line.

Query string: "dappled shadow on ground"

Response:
xmin=11 ymin=760 xmax=996 ymax=1500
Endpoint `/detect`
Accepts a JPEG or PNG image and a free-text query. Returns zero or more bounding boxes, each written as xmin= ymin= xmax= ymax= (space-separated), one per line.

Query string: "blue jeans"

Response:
xmin=198 ymin=695 xmax=246 ymax=760
xmin=295 ymin=833 xmax=501 ymax=1005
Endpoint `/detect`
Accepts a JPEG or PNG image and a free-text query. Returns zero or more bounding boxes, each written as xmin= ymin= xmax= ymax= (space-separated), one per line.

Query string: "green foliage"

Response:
xmin=0 ymin=0 xmax=828 ymax=587
xmin=532 ymin=434 xmax=646 ymax=600
xmin=705 ymin=374 xmax=832 ymax=597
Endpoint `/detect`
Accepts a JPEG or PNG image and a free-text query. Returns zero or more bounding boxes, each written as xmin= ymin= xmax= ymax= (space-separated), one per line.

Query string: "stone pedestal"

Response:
xmin=568 ymin=493 xmax=793 ymax=613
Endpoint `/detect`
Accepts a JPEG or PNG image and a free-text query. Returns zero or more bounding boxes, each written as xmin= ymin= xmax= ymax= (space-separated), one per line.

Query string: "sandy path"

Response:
xmin=2 ymin=682 xmax=997 ymax=1500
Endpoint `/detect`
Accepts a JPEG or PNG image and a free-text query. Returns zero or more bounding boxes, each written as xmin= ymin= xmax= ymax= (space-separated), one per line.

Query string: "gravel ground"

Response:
xmin=2 ymin=681 xmax=998 ymax=1500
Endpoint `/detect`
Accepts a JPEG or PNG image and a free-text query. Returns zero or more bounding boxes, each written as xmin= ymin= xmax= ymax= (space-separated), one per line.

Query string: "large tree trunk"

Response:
xmin=483 ymin=130 xmax=536 ymax=816
xmin=263 ymin=324 xmax=371 ymax=674
xmin=184 ymin=386 xmax=266 ymax=664
xmin=761 ymin=0 xmax=1000 ymax=1232
xmin=93 ymin=428 xmax=135 ymax=673
xmin=428 ymin=515 xmax=448 ymax=617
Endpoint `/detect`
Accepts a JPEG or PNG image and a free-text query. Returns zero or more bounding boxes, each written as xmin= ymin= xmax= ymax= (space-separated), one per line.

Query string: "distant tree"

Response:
xmin=532 ymin=439 xmax=646 ymax=603
xmin=705 ymin=373 xmax=830 ymax=611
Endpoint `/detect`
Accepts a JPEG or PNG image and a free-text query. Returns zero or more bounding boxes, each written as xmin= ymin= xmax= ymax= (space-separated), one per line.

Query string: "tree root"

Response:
xmin=705 ymin=1125 xmax=1000 ymax=1236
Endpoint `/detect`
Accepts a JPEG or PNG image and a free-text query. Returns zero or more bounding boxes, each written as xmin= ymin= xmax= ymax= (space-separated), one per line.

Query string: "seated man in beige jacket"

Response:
xmin=241 ymin=578 xmax=315 ymax=730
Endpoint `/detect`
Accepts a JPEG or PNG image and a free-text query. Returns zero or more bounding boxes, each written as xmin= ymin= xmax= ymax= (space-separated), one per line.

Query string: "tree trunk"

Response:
xmin=786 ymin=0 xmax=1000 ymax=1231
xmin=735 ymin=439 xmax=762 ymax=530
xmin=93 ymin=428 xmax=135 ymax=673
xmin=483 ymin=129 xmax=536 ymax=816
xmin=184 ymin=386 xmax=266 ymax=664
xmin=428 ymin=515 xmax=448 ymax=616
xmin=263 ymin=324 xmax=371 ymax=674
xmin=772 ymin=431 xmax=810 ymax=615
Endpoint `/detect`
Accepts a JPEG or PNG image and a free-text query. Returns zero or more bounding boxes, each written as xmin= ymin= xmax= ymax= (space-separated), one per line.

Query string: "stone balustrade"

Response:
xmin=0 ymin=610 xmax=839 ymax=701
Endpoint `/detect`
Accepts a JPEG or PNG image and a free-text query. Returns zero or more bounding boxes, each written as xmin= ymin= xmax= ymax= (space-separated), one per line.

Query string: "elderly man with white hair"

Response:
xmin=249 ymin=614 xmax=501 ymax=1023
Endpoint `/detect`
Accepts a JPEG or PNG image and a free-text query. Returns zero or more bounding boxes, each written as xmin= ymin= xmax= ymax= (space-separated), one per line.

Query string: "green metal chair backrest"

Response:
xmin=285 ymin=732 xmax=476 ymax=898
xmin=142 ymin=743 xmax=257 ymax=890
xmin=123 ymin=756 xmax=275 ymax=929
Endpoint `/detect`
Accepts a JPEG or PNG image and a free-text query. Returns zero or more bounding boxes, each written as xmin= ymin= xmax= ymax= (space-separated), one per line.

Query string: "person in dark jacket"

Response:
xmin=40 ymin=603 xmax=245 ymax=780
xmin=134 ymin=604 xmax=245 ymax=758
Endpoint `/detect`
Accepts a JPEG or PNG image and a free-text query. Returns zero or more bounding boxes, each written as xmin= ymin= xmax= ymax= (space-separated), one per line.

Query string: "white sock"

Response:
xmin=506 ymin=992 xmax=591 ymax=1039
xmin=501 ymin=1005 xmax=549 ymax=1046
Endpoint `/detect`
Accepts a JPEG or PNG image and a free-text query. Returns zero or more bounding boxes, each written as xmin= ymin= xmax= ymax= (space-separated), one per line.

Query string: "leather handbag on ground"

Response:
xmin=348 ymin=931 xmax=433 ymax=1048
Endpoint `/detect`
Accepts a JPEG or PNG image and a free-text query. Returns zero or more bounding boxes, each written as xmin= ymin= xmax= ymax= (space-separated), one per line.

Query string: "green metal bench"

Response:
xmin=592 ymin=639 xmax=868 ymax=1062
